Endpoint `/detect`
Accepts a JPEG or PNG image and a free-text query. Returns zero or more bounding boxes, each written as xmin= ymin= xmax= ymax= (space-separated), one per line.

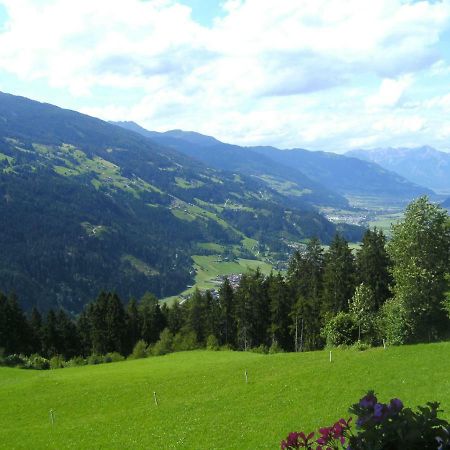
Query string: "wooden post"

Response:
xmin=153 ymin=391 xmax=158 ymax=406
xmin=383 ymin=339 xmax=386 ymax=350
xmin=244 ymin=369 xmax=248 ymax=384
xmin=49 ymin=409 xmax=55 ymax=425
xmin=329 ymin=351 xmax=332 ymax=363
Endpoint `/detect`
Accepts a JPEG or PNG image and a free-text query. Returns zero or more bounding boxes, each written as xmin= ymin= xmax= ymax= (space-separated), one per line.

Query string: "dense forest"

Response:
xmin=1 ymin=197 xmax=448 ymax=368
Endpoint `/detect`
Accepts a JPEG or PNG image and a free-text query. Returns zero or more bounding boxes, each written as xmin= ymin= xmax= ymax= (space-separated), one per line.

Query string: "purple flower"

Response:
xmin=359 ymin=393 xmax=377 ymax=409
xmin=389 ymin=398 xmax=403 ymax=413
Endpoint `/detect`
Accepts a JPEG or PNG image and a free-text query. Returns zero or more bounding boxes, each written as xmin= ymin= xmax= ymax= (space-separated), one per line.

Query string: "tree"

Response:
xmin=356 ymin=228 xmax=392 ymax=309
xmin=125 ymin=298 xmax=141 ymax=355
xmin=140 ymin=292 xmax=166 ymax=346
xmin=322 ymin=235 xmax=356 ymax=315
xmin=267 ymin=272 xmax=292 ymax=351
xmin=387 ymin=196 xmax=450 ymax=343
xmin=349 ymin=283 xmax=375 ymax=342
xmin=218 ymin=278 xmax=236 ymax=346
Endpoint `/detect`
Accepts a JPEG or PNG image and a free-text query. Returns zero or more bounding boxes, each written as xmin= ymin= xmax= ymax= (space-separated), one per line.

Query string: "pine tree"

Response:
xmin=29 ymin=307 xmax=43 ymax=354
xmin=218 ymin=278 xmax=236 ymax=346
xmin=140 ymin=292 xmax=166 ymax=345
xmin=42 ymin=310 xmax=60 ymax=357
xmin=125 ymin=298 xmax=141 ymax=355
xmin=322 ymin=235 xmax=356 ymax=315
xmin=356 ymin=228 xmax=392 ymax=309
xmin=267 ymin=272 xmax=292 ymax=351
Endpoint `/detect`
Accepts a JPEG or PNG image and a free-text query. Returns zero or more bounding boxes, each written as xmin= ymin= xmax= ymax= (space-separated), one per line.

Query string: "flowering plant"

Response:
xmin=281 ymin=391 xmax=450 ymax=450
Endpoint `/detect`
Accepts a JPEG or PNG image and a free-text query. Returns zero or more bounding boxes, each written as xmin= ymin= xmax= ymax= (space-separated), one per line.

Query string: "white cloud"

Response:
xmin=0 ymin=0 xmax=450 ymax=150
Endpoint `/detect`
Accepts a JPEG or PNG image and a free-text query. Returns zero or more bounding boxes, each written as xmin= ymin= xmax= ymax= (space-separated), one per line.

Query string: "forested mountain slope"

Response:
xmin=115 ymin=122 xmax=433 ymax=203
xmin=0 ymin=92 xmax=361 ymax=311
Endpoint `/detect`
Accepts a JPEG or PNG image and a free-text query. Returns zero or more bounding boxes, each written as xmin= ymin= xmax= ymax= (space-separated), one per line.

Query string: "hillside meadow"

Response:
xmin=1 ymin=343 xmax=450 ymax=449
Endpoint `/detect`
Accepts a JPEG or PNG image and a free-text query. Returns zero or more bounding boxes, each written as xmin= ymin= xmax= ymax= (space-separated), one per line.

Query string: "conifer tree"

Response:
xmin=322 ymin=235 xmax=356 ymax=315
xmin=218 ymin=278 xmax=236 ymax=346
xmin=356 ymin=228 xmax=392 ymax=309
xmin=140 ymin=292 xmax=166 ymax=345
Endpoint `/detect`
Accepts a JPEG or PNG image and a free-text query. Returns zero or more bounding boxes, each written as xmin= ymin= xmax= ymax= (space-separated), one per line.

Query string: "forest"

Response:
xmin=0 ymin=197 xmax=449 ymax=368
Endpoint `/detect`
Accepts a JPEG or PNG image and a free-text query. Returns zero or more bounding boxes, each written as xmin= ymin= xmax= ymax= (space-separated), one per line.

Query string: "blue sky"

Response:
xmin=0 ymin=0 xmax=450 ymax=152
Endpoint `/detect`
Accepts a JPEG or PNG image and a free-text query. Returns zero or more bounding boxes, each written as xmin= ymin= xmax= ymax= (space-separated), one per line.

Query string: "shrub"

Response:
xmin=321 ymin=312 xmax=358 ymax=347
xmin=269 ymin=341 xmax=284 ymax=354
xmin=64 ymin=356 xmax=86 ymax=367
xmin=2 ymin=354 xmax=27 ymax=368
xmin=49 ymin=355 xmax=65 ymax=369
xmin=25 ymin=354 xmax=50 ymax=370
xmin=103 ymin=352 xmax=124 ymax=363
xmin=152 ymin=329 xmax=174 ymax=356
xmin=129 ymin=340 xmax=149 ymax=359
xmin=281 ymin=391 xmax=450 ymax=449
xmin=206 ymin=334 xmax=219 ymax=351
xmin=173 ymin=331 xmax=198 ymax=352
xmin=351 ymin=340 xmax=371 ymax=352
xmin=250 ymin=344 xmax=269 ymax=354
xmin=87 ymin=354 xmax=103 ymax=365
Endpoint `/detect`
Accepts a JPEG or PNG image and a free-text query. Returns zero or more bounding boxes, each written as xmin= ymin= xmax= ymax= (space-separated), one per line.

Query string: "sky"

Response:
xmin=0 ymin=0 xmax=450 ymax=152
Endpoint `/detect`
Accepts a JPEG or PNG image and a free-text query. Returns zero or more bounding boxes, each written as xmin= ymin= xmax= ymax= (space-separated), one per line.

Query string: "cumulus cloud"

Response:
xmin=0 ymin=0 xmax=449 ymax=150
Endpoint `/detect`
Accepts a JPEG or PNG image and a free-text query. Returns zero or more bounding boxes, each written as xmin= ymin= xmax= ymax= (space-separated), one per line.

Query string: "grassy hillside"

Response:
xmin=2 ymin=343 xmax=450 ymax=449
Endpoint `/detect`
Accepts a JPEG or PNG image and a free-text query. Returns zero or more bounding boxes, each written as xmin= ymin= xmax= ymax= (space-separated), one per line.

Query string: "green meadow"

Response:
xmin=2 ymin=343 xmax=450 ymax=449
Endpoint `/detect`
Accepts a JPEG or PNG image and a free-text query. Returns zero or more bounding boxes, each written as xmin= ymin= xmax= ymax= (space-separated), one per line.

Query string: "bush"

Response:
xmin=103 ymin=352 xmax=124 ymax=363
xmin=25 ymin=354 xmax=50 ymax=370
xmin=129 ymin=340 xmax=149 ymax=360
xmin=173 ymin=331 xmax=198 ymax=352
xmin=352 ymin=340 xmax=371 ymax=352
xmin=87 ymin=354 xmax=103 ymax=365
xmin=269 ymin=341 xmax=284 ymax=354
xmin=321 ymin=312 xmax=358 ymax=347
xmin=152 ymin=329 xmax=174 ymax=356
xmin=2 ymin=354 xmax=27 ymax=368
xmin=206 ymin=335 xmax=219 ymax=351
xmin=64 ymin=356 xmax=86 ymax=367
xmin=250 ymin=344 xmax=269 ymax=354
xmin=281 ymin=391 xmax=450 ymax=449
xmin=49 ymin=355 xmax=65 ymax=369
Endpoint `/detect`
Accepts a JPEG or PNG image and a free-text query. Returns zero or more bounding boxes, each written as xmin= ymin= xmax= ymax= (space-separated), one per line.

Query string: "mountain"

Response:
xmin=442 ymin=197 xmax=450 ymax=208
xmin=347 ymin=147 xmax=450 ymax=194
xmin=115 ymin=122 xmax=433 ymax=203
xmin=114 ymin=122 xmax=350 ymax=209
xmin=0 ymin=92 xmax=361 ymax=312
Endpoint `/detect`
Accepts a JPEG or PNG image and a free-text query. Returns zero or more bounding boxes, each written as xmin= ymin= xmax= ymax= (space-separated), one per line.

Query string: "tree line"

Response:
xmin=0 ymin=197 xmax=449 ymax=363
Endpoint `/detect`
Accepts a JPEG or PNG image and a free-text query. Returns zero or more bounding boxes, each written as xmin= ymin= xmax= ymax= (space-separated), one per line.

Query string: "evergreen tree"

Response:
xmin=42 ymin=309 xmax=60 ymax=357
xmin=322 ymin=235 xmax=356 ymax=315
xmin=125 ymin=298 xmax=141 ymax=355
xmin=104 ymin=293 xmax=127 ymax=354
xmin=267 ymin=272 xmax=292 ymax=351
xmin=234 ymin=269 xmax=269 ymax=349
xmin=356 ymin=228 xmax=392 ymax=309
xmin=218 ymin=278 xmax=236 ymax=346
xmin=140 ymin=292 xmax=166 ymax=345
xmin=167 ymin=300 xmax=186 ymax=335
xmin=1 ymin=294 xmax=31 ymax=354
xmin=29 ymin=307 xmax=43 ymax=354
xmin=186 ymin=289 xmax=209 ymax=344
xmin=55 ymin=310 xmax=80 ymax=358
xmin=387 ymin=197 xmax=450 ymax=342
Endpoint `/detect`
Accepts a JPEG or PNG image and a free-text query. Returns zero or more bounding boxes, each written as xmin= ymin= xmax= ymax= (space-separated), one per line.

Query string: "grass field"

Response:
xmin=163 ymin=255 xmax=274 ymax=303
xmin=2 ymin=343 xmax=450 ymax=449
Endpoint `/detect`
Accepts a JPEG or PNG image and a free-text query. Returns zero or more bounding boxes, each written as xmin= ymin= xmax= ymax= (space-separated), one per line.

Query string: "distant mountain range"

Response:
xmin=115 ymin=122 xmax=432 ymax=202
xmin=0 ymin=92 xmax=361 ymax=311
xmin=347 ymin=146 xmax=450 ymax=194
